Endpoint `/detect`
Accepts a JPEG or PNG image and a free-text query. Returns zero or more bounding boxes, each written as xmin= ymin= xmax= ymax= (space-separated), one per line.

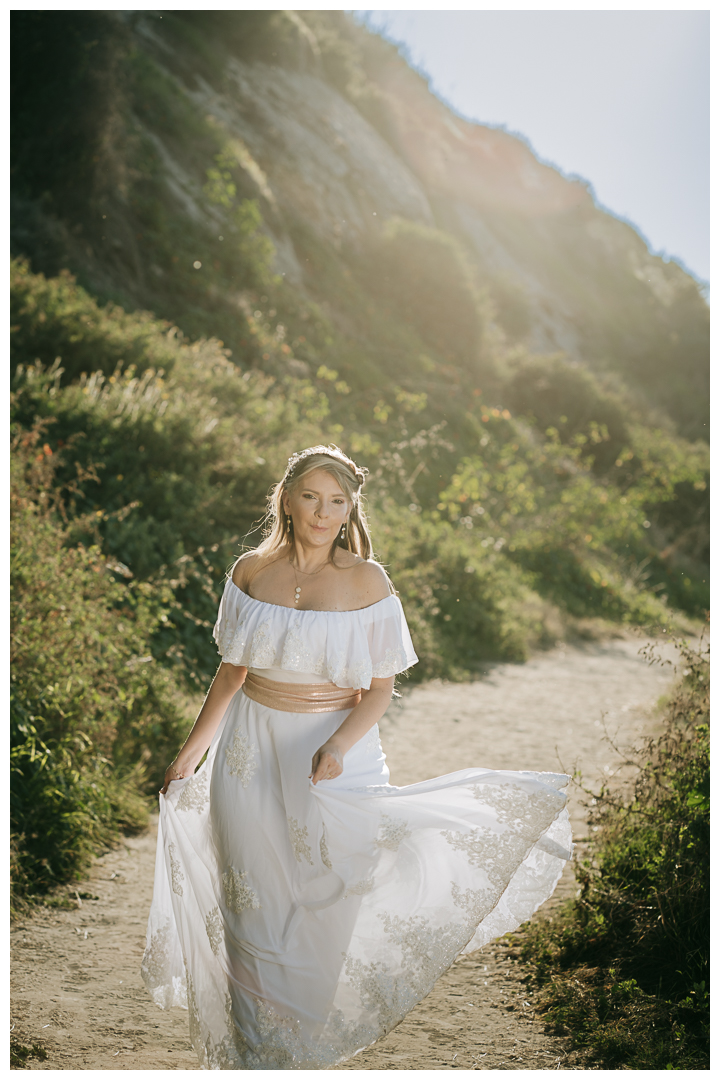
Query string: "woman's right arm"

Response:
xmin=160 ymin=662 xmax=247 ymax=793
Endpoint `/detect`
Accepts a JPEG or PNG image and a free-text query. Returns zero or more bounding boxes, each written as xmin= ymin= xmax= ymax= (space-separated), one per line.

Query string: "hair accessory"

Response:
xmin=284 ymin=445 xmax=367 ymax=487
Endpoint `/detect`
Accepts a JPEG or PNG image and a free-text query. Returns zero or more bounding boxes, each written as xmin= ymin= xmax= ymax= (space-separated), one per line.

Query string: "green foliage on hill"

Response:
xmin=365 ymin=219 xmax=484 ymax=368
xmin=10 ymin=423 xmax=186 ymax=902
xmin=518 ymin=636 xmax=709 ymax=1069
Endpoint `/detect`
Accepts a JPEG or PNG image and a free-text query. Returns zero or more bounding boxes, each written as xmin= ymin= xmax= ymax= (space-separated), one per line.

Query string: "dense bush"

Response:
xmin=518 ymin=634 xmax=709 ymax=1069
xmin=374 ymin=499 xmax=539 ymax=679
xmin=504 ymin=354 xmax=629 ymax=474
xmin=10 ymin=423 xmax=188 ymax=903
xmin=11 ymin=256 xmax=179 ymax=382
xmin=366 ymin=218 xmax=484 ymax=367
xmin=437 ymin=412 xmax=708 ymax=624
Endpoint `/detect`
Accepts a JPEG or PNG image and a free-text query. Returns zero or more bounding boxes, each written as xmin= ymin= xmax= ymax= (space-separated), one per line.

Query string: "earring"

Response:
xmin=340 ymin=523 xmax=346 ymax=540
xmin=287 ymin=514 xmax=292 ymax=530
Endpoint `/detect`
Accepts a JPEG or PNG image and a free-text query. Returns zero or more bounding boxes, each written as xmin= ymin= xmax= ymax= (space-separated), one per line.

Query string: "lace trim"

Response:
xmin=373 ymin=645 xmax=408 ymax=678
xmin=205 ymin=906 xmax=224 ymax=955
xmin=344 ymin=876 xmax=374 ymax=897
xmin=376 ymin=814 xmax=411 ymax=851
xmin=327 ymin=657 xmax=373 ymax=690
xmin=281 ymin=622 xmax=326 ymax=676
xmin=141 ymin=918 xmax=186 ymax=1007
xmin=168 ymin=841 xmax=184 ymax=897
xmin=320 ymin=824 xmax=332 ymax=869
xmin=176 ymin=771 xmax=209 ymax=813
xmin=253 ymin=998 xmax=306 ymax=1068
xmin=223 ymin=867 xmax=261 ymax=913
xmin=217 ymin=614 xmax=249 ymax=665
xmin=450 ymin=880 xmax=496 ymax=924
xmin=287 ymin=816 xmax=314 ymax=865
xmin=343 ymin=909 xmax=476 ymax=1038
xmin=225 ymin=728 xmax=259 ymax=786
xmin=443 ymin=781 xmax=565 ymax=888
xmin=186 ymin=970 xmax=253 ymax=1068
xmin=474 ymin=779 xmax=564 ymax=836
xmin=248 ymin=617 xmax=277 ymax=669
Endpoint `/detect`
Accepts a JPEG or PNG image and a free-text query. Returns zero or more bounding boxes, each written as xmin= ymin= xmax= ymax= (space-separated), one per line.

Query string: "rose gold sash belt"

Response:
xmin=242 ymin=672 xmax=361 ymax=713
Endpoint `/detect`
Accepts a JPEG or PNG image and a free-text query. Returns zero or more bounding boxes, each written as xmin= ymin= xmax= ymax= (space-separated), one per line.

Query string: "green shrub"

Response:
xmin=374 ymin=500 xmax=537 ymax=679
xmin=366 ymin=218 xmax=483 ymax=367
xmin=10 ymin=256 xmax=179 ymax=383
xmin=437 ymin=412 xmax=708 ymax=622
xmin=504 ymin=354 xmax=629 ymax=473
xmin=10 ymin=422 xmax=189 ymax=900
xmin=517 ymin=634 xmax=709 ymax=1069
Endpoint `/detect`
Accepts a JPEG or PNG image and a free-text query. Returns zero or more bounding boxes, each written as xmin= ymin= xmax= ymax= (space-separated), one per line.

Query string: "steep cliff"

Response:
xmin=11 ymin=9 xmax=708 ymax=440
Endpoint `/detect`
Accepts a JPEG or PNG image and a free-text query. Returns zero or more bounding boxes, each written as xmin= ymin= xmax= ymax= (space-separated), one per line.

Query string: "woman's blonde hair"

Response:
xmin=243 ymin=445 xmax=373 ymax=575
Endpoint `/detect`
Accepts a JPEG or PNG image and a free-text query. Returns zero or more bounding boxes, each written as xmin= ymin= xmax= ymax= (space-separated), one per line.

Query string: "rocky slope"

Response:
xmin=11 ymin=10 xmax=708 ymax=439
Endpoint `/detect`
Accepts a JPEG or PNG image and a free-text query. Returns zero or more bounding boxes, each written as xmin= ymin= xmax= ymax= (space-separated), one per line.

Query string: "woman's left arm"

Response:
xmin=310 ymin=676 xmax=394 ymax=784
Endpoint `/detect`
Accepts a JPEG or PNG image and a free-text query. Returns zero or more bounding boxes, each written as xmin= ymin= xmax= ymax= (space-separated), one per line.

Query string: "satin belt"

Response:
xmin=242 ymin=672 xmax=361 ymax=714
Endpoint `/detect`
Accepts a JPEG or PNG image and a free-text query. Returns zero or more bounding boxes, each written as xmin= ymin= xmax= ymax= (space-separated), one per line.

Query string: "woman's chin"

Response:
xmin=298 ymin=529 xmax=333 ymax=545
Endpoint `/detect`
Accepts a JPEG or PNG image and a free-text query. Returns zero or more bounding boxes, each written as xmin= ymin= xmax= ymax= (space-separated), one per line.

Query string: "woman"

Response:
xmin=142 ymin=445 xmax=572 ymax=1069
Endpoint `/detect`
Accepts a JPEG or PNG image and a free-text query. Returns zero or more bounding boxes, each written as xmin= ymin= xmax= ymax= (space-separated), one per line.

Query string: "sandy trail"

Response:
xmin=11 ymin=635 xmax=679 ymax=1070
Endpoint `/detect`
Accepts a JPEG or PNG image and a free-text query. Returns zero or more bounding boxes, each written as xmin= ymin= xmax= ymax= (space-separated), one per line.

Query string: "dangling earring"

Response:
xmin=287 ymin=514 xmax=292 ymax=530
xmin=340 ymin=522 xmax=346 ymax=540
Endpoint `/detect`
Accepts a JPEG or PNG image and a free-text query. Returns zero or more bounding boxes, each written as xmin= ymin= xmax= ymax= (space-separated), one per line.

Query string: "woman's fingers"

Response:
xmin=310 ymin=750 xmax=343 ymax=785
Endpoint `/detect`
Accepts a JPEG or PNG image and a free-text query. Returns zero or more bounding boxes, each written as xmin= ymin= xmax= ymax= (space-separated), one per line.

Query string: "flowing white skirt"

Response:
xmin=141 ymin=685 xmax=572 ymax=1070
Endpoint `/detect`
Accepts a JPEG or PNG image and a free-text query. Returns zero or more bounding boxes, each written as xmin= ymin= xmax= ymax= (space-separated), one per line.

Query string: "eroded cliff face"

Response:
xmin=132 ymin=12 xmax=706 ymax=410
xmin=188 ymin=59 xmax=435 ymax=273
xmin=11 ymin=10 xmax=708 ymax=438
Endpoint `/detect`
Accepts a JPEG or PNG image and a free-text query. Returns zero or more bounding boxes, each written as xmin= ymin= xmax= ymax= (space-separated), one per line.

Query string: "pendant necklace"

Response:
xmin=291 ymin=557 xmax=330 ymax=606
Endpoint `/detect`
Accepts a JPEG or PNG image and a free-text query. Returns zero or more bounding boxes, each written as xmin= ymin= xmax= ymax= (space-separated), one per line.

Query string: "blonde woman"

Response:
xmin=142 ymin=445 xmax=571 ymax=1069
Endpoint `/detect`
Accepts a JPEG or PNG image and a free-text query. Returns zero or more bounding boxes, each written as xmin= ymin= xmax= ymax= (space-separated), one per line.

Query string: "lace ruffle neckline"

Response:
xmin=228 ymin=579 xmax=397 ymax=617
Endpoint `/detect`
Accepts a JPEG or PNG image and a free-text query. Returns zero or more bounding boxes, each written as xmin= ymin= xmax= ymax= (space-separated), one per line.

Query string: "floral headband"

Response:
xmin=284 ymin=446 xmax=366 ymax=487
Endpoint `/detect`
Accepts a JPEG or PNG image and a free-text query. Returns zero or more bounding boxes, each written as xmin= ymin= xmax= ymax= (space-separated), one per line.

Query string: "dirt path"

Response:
xmin=11 ymin=635 xmax=679 ymax=1070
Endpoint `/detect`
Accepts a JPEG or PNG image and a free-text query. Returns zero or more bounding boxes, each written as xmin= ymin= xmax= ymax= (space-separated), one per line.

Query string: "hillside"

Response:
xmin=12 ymin=10 xmax=708 ymax=437
xmin=10 ymin=10 xmax=709 ymax=897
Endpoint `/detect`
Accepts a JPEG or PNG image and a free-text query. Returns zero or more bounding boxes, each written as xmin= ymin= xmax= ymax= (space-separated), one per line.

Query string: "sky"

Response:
xmin=355 ymin=9 xmax=710 ymax=285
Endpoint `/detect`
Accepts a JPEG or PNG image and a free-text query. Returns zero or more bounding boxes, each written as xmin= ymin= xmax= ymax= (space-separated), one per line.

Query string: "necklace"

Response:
xmin=290 ymin=556 xmax=330 ymax=606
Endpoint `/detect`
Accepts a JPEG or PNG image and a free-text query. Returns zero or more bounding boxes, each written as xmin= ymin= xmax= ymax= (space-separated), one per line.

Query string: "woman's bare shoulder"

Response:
xmin=231 ymin=551 xmax=263 ymax=591
xmin=347 ymin=558 xmax=393 ymax=607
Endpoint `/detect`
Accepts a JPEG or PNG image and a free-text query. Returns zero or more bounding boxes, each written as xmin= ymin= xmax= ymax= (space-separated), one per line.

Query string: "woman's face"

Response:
xmin=282 ymin=468 xmax=350 ymax=549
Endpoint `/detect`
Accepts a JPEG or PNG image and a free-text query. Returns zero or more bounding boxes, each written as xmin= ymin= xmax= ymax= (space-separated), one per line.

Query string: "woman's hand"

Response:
xmin=310 ymin=742 xmax=344 ymax=785
xmin=159 ymin=662 xmax=247 ymax=796
xmin=160 ymin=759 xmax=195 ymax=795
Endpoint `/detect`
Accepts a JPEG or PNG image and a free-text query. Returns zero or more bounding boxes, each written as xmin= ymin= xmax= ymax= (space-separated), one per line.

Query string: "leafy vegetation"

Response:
xmin=9 ymin=9 xmax=708 ymax=909
xmin=517 ymin=634 xmax=709 ymax=1069
xmin=10 ymin=1040 xmax=48 ymax=1068
xmin=10 ymin=423 xmax=187 ymax=903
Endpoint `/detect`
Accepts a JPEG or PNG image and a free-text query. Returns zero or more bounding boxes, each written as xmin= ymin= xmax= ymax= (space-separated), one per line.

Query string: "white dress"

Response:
xmin=141 ymin=579 xmax=572 ymax=1069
